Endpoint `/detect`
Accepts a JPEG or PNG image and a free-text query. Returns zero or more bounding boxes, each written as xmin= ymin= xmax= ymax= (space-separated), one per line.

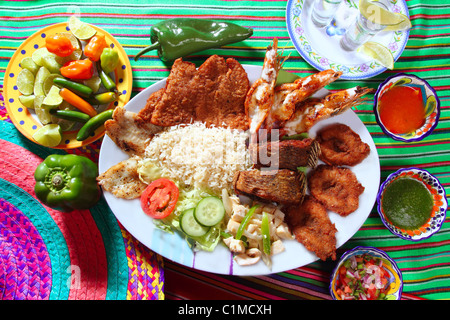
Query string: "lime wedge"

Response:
xmin=69 ymin=16 xmax=96 ymax=40
xmin=83 ymin=75 xmax=101 ymax=93
xmin=42 ymin=85 xmax=63 ymax=108
xmin=358 ymin=41 xmax=394 ymax=69
xmin=58 ymin=100 xmax=77 ymax=111
xmin=43 ymin=74 xmax=63 ymax=95
xmin=68 ymin=15 xmax=83 ymax=31
xmin=34 ymin=95 xmax=52 ymax=125
xmin=41 ymin=55 xmax=62 ymax=74
xmin=18 ymin=94 xmax=35 ymax=109
xmin=16 ymin=69 xmax=35 ymax=95
xmin=20 ymin=57 xmax=40 ymax=75
xmin=32 ymin=47 xmax=55 ymax=66
xmin=359 ymin=0 xmax=403 ymax=26
xmin=55 ymin=118 xmax=77 ymax=132
xmin=59 ymin=32 xmax=81 ymax=50
xmin=32 ymin=124 xmax=62 ymax=147
xmin=384 ymin=13 xmax=412 ymax=31
xmin=34 ymin=66 xmax=50 ymax=96
xmin=55 ymin=48 xmax=82 ymax=65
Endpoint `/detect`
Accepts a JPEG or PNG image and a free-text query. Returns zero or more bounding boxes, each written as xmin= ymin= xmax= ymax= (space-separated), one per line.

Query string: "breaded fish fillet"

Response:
xmin=145 ymin=55 xmax=250 ymax=130
xmin=97 ymin=156 xmax=147 ymax=200
xmin=105 ymin=106 xmax=162 ymax=157
xmin=286 ymin=196 xmax=337 ymax=261
xmin=138 ymin=88 xmax=165 ymax=123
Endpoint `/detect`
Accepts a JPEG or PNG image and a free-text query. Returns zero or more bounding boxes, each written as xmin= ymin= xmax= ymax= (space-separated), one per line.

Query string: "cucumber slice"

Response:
xmin=180 ymin=208 xmax=209 ymax=238
xmin=194 ymin=196 xmax=225 ymax=227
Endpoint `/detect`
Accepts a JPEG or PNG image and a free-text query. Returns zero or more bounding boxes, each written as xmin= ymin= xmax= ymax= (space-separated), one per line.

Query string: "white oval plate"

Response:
xmin=286 ymin=0 xmax=410 ymax=80
xmin=98 ymin=65 xmax=380 ymax=276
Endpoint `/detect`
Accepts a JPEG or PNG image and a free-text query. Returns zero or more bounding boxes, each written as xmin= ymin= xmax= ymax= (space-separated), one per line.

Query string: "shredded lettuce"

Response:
xmin=156 ymin=185 xmax=223 ymax=252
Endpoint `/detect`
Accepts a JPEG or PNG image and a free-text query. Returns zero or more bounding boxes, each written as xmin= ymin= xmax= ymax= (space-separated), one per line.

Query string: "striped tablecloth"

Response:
xmin=1 ymin=0 xmax=448 ymax=300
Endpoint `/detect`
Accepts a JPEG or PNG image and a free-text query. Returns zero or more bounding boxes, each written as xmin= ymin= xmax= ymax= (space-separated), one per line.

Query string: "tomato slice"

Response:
xmin=140 ymin=178 xmax=179 ymax=219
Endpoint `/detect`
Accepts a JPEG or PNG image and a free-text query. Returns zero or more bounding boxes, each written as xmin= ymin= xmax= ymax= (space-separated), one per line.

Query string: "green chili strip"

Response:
xmin=261 ymin=211 xmax=271 ymax=255
xmin=76 ymin=109 xmax=114 ymax=141
xmin=281 ymin=133 xmax=309 ymax=140
xmin=97 ymin=63 xmax=116 ymax=91
xmin=49 ymin=109 xmax=91 ymax=122
xmin=235 ymin=204 xmax=260 ymax=240
xmin=53 ymin=77 xmax=93 ymax=98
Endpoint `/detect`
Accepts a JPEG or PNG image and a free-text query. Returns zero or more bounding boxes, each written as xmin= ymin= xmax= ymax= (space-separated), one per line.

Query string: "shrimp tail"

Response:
xmin=282 ymin=86 xmax=374 ymax=135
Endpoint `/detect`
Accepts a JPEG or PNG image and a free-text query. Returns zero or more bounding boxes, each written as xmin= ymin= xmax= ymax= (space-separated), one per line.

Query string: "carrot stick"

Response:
xmin=59 ymin=88 xmax=97 ymax=117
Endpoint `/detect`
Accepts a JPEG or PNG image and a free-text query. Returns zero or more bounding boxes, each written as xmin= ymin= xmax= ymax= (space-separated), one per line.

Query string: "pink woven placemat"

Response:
xmin=0 ymin=88 xmax=164 ymax=300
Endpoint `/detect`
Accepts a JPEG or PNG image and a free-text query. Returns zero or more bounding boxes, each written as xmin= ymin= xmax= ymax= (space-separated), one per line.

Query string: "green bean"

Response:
xmin=76 ymin=109 xmax=114 ymax=141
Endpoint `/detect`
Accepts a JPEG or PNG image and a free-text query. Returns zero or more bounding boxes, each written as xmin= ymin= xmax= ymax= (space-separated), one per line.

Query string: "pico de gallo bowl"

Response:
xmin=329 ymin=246 xmax=403 ymax=300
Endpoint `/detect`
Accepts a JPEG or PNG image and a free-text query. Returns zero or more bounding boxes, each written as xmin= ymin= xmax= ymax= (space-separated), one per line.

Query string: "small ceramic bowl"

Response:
xmin=377 ymin=167 xmax=447 ymax=241
xmin=374 ymin=73 xmax=440 ymax=142
xmin=329 ymin=246 xmax=403 ymax=300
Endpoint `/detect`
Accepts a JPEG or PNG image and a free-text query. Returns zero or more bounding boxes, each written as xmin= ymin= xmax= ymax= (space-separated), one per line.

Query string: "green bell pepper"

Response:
xmin=134 ymin=18 xmax=253 ymax=62
xmin=100 ymin=47 xmax=119 ymax=74
xmin=34 ymin=154 xmax=101 ymax=212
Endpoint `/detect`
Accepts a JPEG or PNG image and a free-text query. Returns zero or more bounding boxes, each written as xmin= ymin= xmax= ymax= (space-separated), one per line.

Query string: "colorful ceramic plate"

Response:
xmin=376 ymin=167 xmax=447 ymax=241
xmin=286 ymin=0 xmax=410 ymax=80
xmin=374 ymin=73 xmax=440 ymax=142
xmin=329 ymin=246 xmax=403 ymax=300
xmin=98 ymin=65 xmax=381 ymax=276
xmin=3 ymin=22 xmax=132 ymax=149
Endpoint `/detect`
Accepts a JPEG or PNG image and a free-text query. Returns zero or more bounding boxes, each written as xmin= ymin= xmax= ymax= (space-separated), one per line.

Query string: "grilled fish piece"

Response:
xmin=251 ymin=138 xmax=321 ymax=170
xmin=97 ymin=156 xmax=147 ymax=200
xmin=104 ymin=106 xmax=163 ymax=157
xmin=233 ymin=169 xmax=306 ymax=204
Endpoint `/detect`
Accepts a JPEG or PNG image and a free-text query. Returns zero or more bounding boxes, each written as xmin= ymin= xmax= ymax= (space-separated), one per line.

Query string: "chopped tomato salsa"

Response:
xmin=335 ymin=253 xmax=391 ymax=300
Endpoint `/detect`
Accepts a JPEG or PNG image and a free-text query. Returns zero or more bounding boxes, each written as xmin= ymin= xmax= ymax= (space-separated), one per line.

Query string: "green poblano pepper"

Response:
xmin=134 ymin=18 xmax=253 ymax=62
xmin=34 ymin=154 xmax=101 ymax=212
xmin=100 ymin=48 xmax=119 ymax=74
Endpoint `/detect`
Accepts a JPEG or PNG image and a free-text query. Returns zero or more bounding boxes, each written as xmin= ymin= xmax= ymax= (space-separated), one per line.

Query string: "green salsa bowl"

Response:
xmin=376 ymin=167 xmax=447 ymax=241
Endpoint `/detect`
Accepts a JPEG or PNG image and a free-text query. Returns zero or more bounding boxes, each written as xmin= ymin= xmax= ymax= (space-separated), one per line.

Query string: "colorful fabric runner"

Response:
xmin=1 ymin=0 xmax=449 ymax=300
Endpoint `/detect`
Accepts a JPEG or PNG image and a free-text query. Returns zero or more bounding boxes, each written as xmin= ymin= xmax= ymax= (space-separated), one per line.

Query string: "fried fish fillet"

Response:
xmin=97 ymin=156 xmax=147 ymax=200
xmin=286 ymin=196 xmax=337 ymax=261
xmin=143 ymin=55 xmax=250 ymax=130
xmin=138 ymin=88 xmax=165 ymax=123
xmin=105 ymin=106 xmax=163 ymax=157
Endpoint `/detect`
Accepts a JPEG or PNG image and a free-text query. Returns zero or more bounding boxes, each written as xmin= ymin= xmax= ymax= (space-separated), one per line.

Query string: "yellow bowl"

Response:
xmin=3 ymin=22 xmax=132 ymax=149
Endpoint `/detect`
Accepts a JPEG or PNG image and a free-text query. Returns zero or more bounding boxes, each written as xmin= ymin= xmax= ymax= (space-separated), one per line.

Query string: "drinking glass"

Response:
xmin=311 ymin=0 xmax=344 ymax=28
xmin=340 ymin=1 xmax=388 ymax=51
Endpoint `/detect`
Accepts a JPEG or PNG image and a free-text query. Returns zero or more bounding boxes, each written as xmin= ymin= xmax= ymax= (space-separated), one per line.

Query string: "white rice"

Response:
xmin=144 ymin=122 xmax=252 ymax=194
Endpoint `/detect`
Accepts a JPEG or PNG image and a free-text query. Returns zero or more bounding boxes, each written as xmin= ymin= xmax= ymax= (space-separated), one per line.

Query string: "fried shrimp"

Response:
xmin=245 ymin=38 xmax=287 ymax=134
xmin=286 ymin=196 xmax=337 ymax=261
xmin=265 ymin=69 xmax=343 ymax=130
xmin=317 ymin=123 xmax=370 ymax=166
xmin=308 ymin=165 xmax=364 ymax=216
xmin=283 ymin=86 xmax=373 ymax=135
